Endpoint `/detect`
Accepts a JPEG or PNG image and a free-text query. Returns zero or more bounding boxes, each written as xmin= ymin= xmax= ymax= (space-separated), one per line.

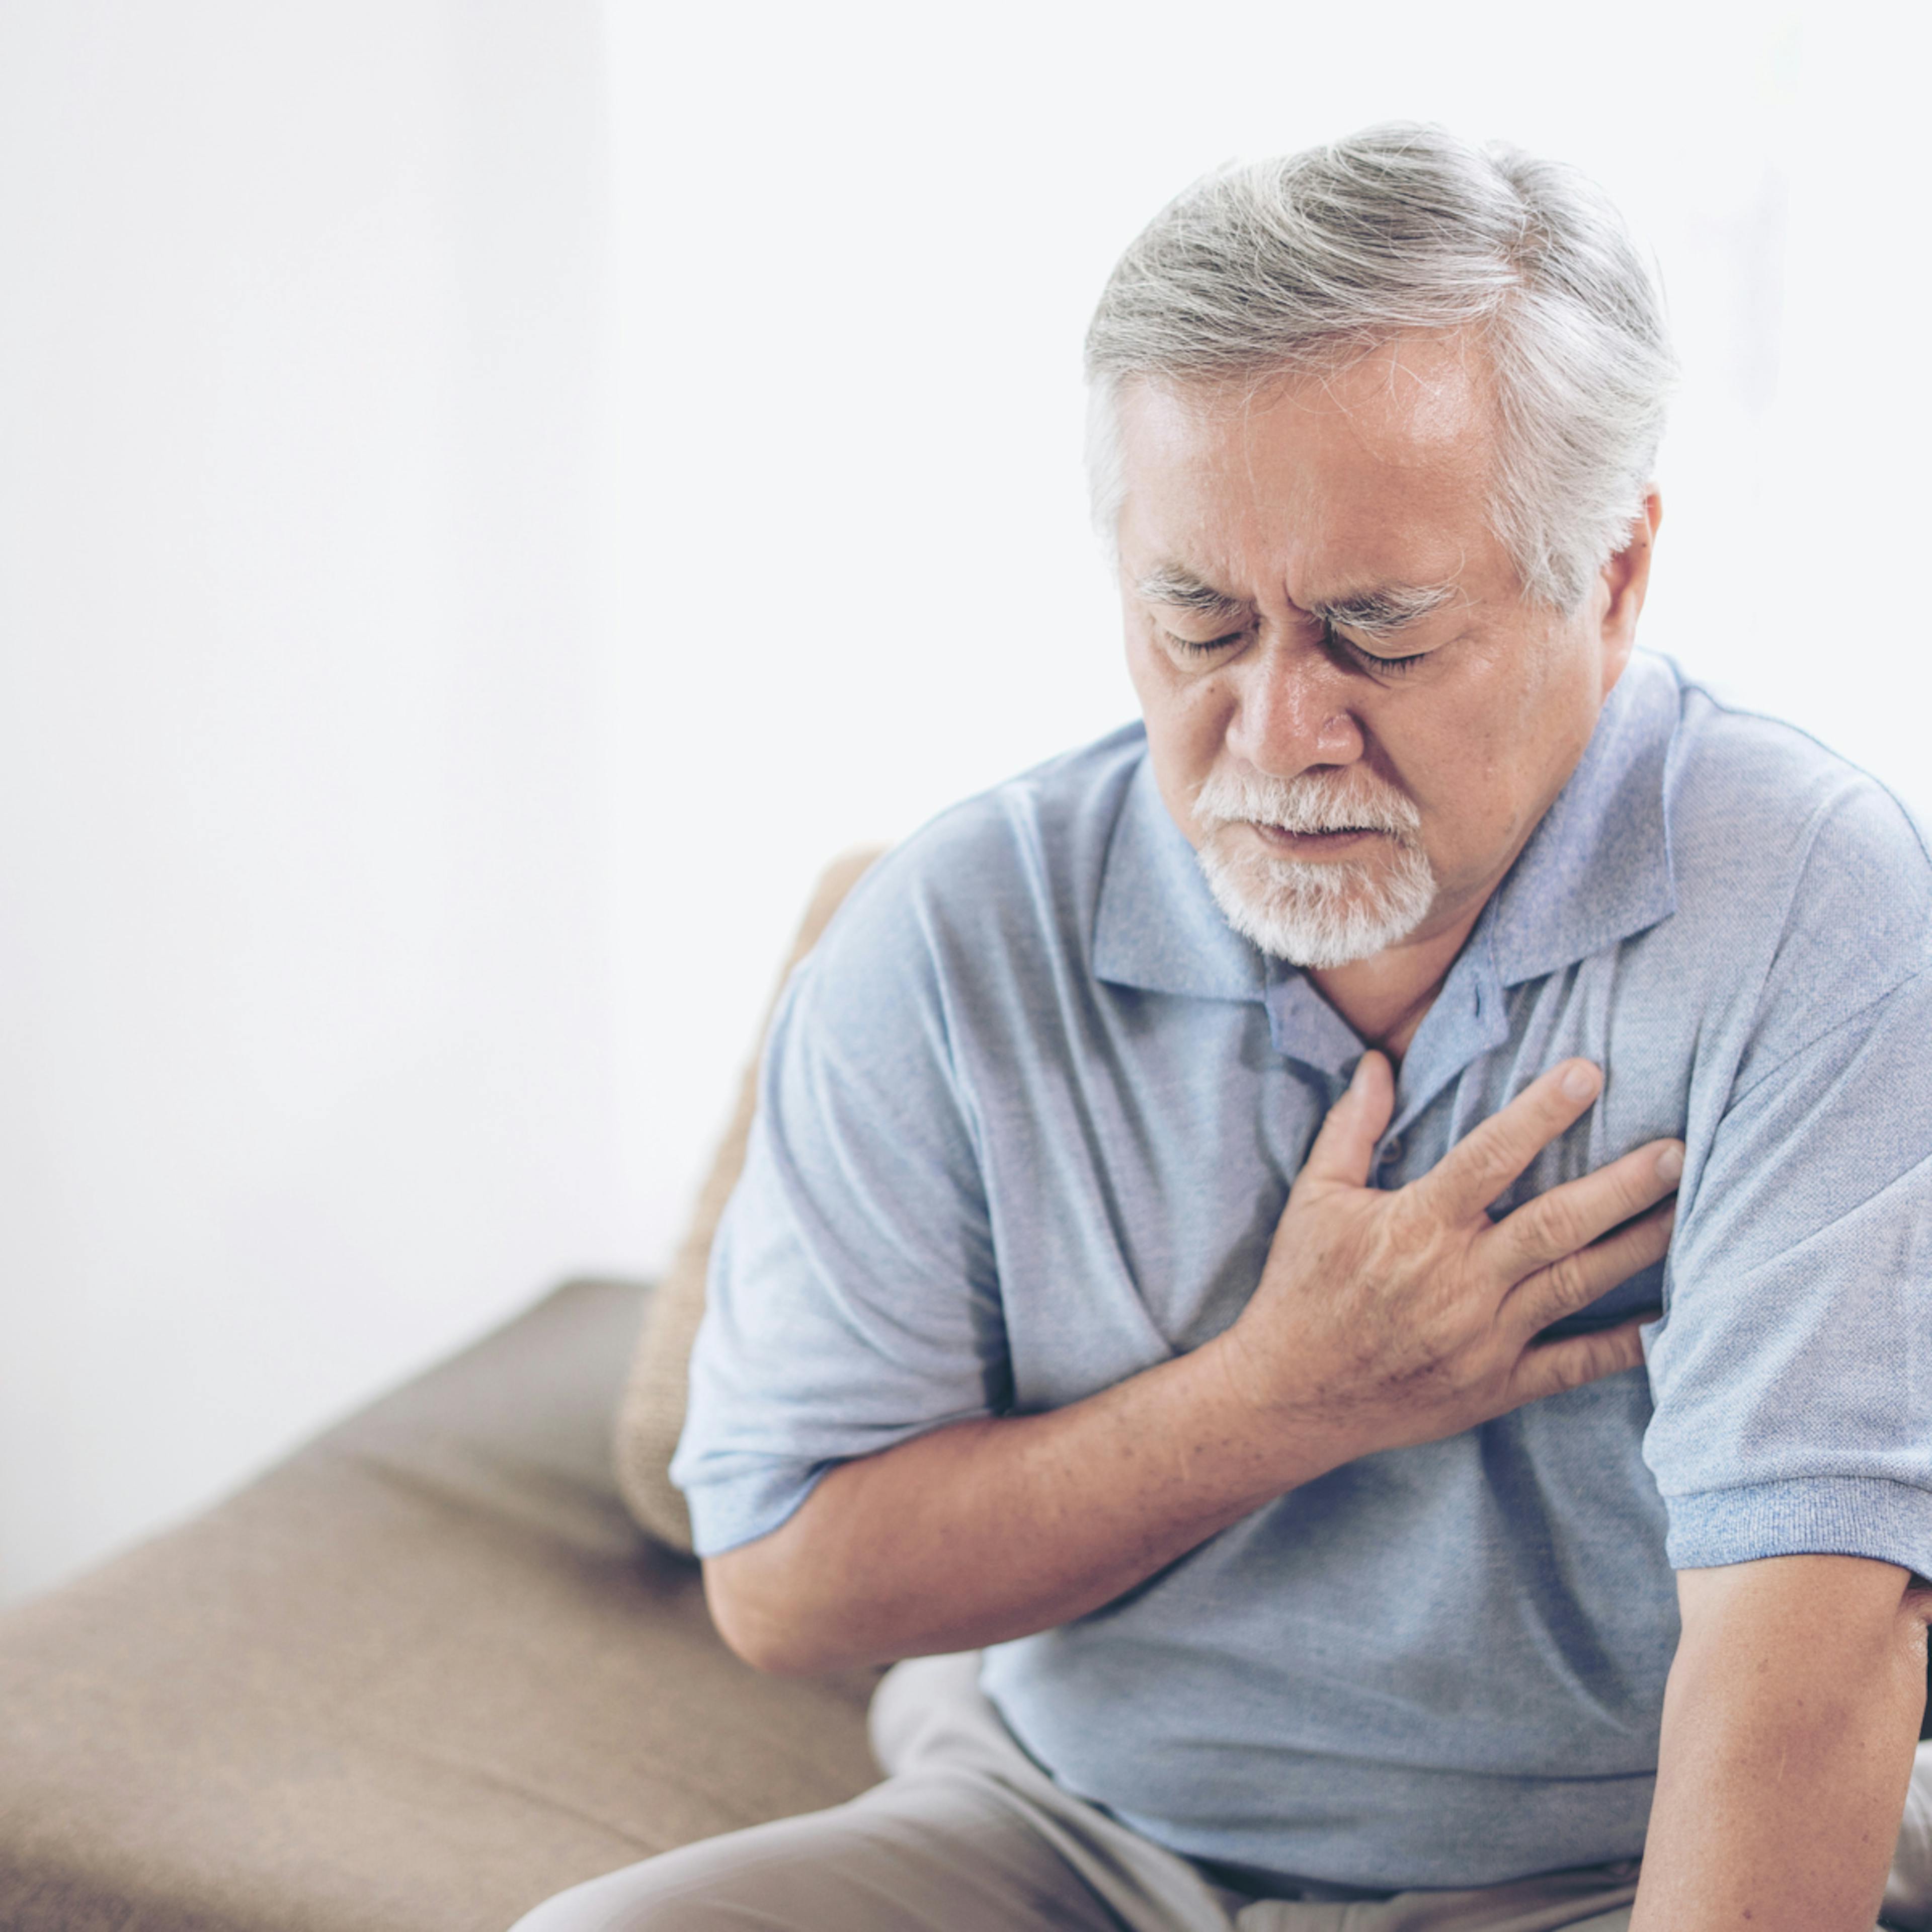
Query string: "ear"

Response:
xmin=1595 ymin=490 xmax=1662 ymax=697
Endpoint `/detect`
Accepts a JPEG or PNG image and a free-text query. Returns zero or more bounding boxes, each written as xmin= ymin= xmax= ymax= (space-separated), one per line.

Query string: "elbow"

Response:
xmin=709 ymin=1603 xmax=829 ymax=1678
xmin=702 ymin=1549 xmax=849 ymax=1677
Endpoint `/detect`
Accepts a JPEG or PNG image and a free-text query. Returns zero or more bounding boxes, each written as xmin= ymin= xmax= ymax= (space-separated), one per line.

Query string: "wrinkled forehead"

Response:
xmin=1113 ymin=337 xmax=1509 ymax=595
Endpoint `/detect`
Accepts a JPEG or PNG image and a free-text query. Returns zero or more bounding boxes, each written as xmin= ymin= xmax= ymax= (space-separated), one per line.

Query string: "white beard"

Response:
xmin=1192 ymin=768 xmax=1437 ymax=970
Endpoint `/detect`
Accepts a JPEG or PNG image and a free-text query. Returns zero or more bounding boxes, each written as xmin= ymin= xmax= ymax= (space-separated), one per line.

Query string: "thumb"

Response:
xmin=1296 ymin=1051 xmax=1395 ymax=1192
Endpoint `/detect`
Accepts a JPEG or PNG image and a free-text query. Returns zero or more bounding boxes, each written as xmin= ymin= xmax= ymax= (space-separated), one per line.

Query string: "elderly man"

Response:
xmin=521 ymin=126 xmax=1932 ymax=1931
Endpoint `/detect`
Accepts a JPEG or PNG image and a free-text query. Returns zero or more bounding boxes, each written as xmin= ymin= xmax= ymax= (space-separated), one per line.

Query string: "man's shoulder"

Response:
xmin=823 ymin=722 xmax=1149 ymax=959
xmin=790 ymin=722 xmax=1151 ymax=1029
xmin=1659 ymin=663 xmax=1932 ymax=1043
xmin=1667 ymin=669 xmax=1930 ymax=908
xmin=1669 ymin=671 xmax=1926 ymax=865
xmin=900 ymin=718 xmax=1148 ymax=882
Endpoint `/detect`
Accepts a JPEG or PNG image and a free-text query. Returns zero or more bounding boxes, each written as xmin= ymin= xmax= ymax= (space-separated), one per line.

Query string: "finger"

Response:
xmin=1487 ymin=1140 xmax=1683 ymax=1279
xmin=1502 ymin=1314 xmax=1653 ymax=1408
xmin=1294 ymin=1051 xmax=1395 ymax=1193
xmin=1412 ymin=1059 xmax=1603 ymax=1224
xmin=1500 ymin=1198 xmax=1675 ymax=1338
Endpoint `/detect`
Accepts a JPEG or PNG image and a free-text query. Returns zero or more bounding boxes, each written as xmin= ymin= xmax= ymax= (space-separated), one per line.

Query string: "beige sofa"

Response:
xmin=0 ymin=1275 xmax=881 ymax=1931
xmin=0 ymin=854 xmax=886 ymax=1932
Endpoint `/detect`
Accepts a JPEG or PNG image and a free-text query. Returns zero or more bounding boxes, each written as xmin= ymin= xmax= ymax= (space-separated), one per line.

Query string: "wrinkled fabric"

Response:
xmin=509 ymin=1654 xmax=1649 ymax=1932
xmin=508 ymin=1657 xmax=1924 ymax=1931
xmin=675 ymin=653 xmax=1932 ymax=1889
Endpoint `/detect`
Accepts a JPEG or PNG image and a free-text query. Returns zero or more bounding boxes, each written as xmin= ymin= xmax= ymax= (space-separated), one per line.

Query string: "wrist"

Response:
xmin=1185 ymin=1328 xmax=1355 ymax=1499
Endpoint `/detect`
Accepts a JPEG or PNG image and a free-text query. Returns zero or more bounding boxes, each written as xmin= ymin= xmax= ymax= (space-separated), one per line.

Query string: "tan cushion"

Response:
xmin=0 ymin=1279 xmax=880 ymax=1932
xmin=614 ymin=847 xmax=886 ymax=1553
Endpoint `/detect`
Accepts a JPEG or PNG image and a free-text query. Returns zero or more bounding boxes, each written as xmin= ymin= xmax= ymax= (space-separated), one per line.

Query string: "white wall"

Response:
xmin=0 ymin=2 xmax=621 ymax=1603
xmin=5 ymin=0 xmax=1928 ymax=1605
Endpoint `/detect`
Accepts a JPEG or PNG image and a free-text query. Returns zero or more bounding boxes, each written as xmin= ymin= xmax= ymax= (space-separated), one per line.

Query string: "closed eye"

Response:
xmin=1162 ymin=627 xmax=1248 ymax=657
xmin=1329 ymin=627 xmax=1428 ymax=676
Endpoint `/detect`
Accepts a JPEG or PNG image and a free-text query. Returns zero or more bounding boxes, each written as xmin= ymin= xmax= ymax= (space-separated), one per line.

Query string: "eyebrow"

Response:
xmin=1134 ymin=565 xmax=1457 ymax=640
xmin=1309 ymin=582 xmax=1458 ymax=640
xmin=1132 ymin=566 xmax=1249 ymax=624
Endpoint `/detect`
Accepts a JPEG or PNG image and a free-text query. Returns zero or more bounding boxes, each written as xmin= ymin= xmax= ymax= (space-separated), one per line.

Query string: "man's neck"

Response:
xmin=1308 ymin=898 xmax=1490 ymax=1067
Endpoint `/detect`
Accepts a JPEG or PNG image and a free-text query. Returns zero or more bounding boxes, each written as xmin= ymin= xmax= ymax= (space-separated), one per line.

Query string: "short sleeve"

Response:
xmin=669 ymin=853 xmax=1005 ymax=1557
xmin=1645 ymin=963 xmax=1932 ymax=1573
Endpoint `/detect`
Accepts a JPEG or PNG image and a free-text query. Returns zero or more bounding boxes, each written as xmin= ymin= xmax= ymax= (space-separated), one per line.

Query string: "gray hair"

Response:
xmin=1084 ymin=123 xmax=1676 ymax=610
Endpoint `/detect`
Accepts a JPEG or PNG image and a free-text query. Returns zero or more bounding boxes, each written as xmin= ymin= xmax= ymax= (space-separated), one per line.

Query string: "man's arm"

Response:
xmin=1631 ymin=1556 xmax=1930 ymax=1932
xmin=705 ymin=1050 xmax=1680 ymax=1674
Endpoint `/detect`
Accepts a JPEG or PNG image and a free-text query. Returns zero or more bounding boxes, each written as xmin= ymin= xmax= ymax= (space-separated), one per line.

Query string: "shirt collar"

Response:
xmin=1486 ymin=650 xmax=1679 ymax=987
xmin=1090 ymin=649 xmax=1681 ymax=1011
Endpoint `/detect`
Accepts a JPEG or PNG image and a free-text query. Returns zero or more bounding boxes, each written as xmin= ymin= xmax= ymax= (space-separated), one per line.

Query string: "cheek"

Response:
xmin=1122 ymin=625 xmax=1166 ymax=711
xmin=1383 ymin=664 xmax=1534 ymax=837
xmin=1126 ymin=657 xmax=1233 ymax=845
xmin=1146 ymin=677 xmax=1231 ymax=770
xmin=1126 ymin=629 xmax=1222 ymax=747
xmin=1423 ymin=644 xmax=1599 ymax=848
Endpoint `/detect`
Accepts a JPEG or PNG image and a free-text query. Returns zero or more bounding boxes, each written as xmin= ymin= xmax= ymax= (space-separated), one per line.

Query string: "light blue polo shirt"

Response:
xmin=672 ymin=650 xmax=1932 ymax=1890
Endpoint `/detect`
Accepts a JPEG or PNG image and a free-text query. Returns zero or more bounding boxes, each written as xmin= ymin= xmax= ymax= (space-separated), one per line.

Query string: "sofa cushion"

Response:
xmin=613 ymin=848 xmax=885 ymax=1553
xmin=0 ymin=1279 xmax=879 ymax=1932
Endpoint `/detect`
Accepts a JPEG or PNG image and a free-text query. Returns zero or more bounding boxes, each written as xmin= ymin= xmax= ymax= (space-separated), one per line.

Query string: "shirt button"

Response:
xmin=1379 ymin=1136 xmax=1404 ymax=1170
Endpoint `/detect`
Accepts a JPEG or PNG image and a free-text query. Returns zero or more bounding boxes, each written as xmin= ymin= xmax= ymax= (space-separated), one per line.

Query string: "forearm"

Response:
xmin=1632 ymin=1556 xmax=1929 ymax=1932
xmin=703 ymin=1332 xmax=1331 ymax=1673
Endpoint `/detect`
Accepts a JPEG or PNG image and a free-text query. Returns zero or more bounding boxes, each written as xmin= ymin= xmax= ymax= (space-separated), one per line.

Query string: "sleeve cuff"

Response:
xmin=677 ymin=1457 xmax=834 ymax=1559
xmin=1665 ymin=1475 xmax=1932 ymax=1575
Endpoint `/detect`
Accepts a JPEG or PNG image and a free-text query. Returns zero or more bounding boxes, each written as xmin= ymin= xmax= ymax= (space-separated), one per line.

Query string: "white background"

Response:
xmin=2 ymin=0 xmax=1926 ymax=1604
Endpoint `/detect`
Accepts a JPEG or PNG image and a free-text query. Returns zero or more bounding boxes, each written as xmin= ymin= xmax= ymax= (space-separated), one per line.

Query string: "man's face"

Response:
xmin=1115 ymin=336 xmax=1642 ymax=971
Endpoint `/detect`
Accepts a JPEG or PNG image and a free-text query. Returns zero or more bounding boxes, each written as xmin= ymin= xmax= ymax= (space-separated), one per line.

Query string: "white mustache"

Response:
xmin=1193 ymin=767 xmax=1422 ymax=841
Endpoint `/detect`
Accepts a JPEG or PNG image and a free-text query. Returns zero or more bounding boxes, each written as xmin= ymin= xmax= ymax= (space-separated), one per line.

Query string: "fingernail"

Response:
xmin=1560 ymin=1063 xmax=1598 ymax=1102
xmin=1655 ymin=1144 xmax=1684 ymax=1184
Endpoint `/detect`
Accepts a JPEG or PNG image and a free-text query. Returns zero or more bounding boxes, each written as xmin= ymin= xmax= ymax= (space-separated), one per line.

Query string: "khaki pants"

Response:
xmin=514 ymin=1652 xmax=1928 ymax=1932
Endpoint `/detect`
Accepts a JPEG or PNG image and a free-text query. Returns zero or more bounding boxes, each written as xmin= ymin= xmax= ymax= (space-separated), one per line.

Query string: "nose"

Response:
xmin=1224 ymin=636 xmax=1366 ymax=778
